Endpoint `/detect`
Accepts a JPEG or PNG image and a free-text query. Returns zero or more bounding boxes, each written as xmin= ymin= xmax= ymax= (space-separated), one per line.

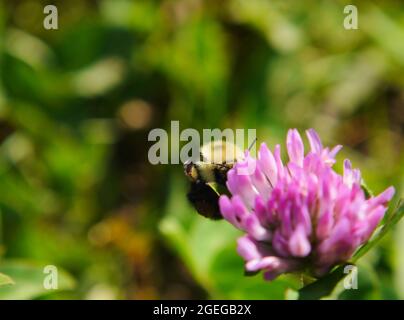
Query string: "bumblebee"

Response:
xmin=184 ymin=140 xmax=244 ymax=219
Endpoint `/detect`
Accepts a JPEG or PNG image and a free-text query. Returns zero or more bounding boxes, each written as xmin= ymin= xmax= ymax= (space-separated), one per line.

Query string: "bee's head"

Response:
xmin=184 ymin=160 xmax=199 ymax=182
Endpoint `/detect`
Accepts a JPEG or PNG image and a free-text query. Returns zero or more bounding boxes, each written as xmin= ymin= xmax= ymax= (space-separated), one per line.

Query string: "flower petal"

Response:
xmin=287 ymin=129 xmax=304 ymax=167
xmin=306 ymin=128 xmax=323 ymax=154
xmin=289 ymin=225 xmax=311 ymax=257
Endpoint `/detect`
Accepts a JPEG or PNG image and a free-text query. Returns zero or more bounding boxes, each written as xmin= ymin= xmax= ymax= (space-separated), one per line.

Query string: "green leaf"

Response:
xmin=0 ymin=273 xmax=14 ymax=287
xmin=298 ymin=264 xmax=349 ymax=300
xmin=0 ymin=261 xmax=76 ymax=300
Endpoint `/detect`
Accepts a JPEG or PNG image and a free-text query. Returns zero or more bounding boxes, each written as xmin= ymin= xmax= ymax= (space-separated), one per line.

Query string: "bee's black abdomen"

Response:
xmin=187 ymin=182 xmax=223 ymax=220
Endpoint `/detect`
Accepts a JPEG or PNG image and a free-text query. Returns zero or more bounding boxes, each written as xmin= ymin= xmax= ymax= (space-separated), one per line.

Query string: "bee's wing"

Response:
xmin=201 ymin=140 xmax=244 ymax=164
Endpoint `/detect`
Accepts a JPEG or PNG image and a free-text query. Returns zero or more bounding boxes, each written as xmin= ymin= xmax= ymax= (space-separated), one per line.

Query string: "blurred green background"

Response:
xmin=0 ymin=0 xmax=403 ymax=299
